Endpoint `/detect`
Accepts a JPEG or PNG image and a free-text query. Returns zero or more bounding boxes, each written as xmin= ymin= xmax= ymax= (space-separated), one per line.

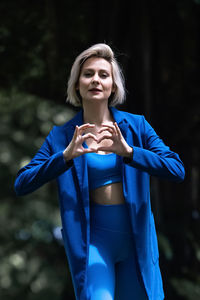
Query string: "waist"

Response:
xmin=89 ymin=182 xmax=125 ymax=205
xmin=90 ymin=202 xmax=132 ymax=235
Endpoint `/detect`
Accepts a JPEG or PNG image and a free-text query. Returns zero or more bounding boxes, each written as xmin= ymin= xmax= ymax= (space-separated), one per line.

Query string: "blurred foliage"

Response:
xmin=0 ymin=0 xmax=200 ymax=299
xmin=0 ymin=89 xmax=75 ymax=300
xmin=171 ymin=278 xmax=200 ymax=300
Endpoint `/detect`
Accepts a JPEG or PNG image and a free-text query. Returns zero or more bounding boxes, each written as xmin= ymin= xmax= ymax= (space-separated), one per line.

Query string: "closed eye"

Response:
xmin=84 ymin=72 xmax=92 ymax=77
xmin=100 ymin=73 xmax=109 ymax=78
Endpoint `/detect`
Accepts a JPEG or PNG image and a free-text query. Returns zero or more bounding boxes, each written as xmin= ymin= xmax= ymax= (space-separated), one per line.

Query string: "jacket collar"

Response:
xmin=68 ymin=106 xmax=127 ymax=127
xmin=66 ymin=106 xmax=129 ymax=142
xmin=110 ymin=107 xmax=129 ymax=138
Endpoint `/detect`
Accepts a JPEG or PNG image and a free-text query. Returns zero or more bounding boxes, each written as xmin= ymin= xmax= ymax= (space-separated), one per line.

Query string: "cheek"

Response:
xmin=79 ymin=78 xmax=89 ymax=88
xmin=106 ymin=80 xmax=114 ymax=91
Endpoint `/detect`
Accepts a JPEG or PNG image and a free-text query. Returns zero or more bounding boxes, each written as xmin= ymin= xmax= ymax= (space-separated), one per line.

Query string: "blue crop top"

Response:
xmin=84 ymin=151 xmax=123 ymax=190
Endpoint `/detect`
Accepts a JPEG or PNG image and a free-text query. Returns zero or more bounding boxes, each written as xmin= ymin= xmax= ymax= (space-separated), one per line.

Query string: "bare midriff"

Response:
xmin=90 ymin=182 xmax=125 ymax=205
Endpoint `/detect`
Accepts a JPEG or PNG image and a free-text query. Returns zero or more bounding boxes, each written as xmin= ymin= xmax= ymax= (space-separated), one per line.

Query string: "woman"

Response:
xmin=15 ymin=43 xmax=185 ymax=300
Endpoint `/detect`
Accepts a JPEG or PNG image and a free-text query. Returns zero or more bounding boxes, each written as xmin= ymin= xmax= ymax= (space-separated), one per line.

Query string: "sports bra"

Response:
xmin=84 ymin=148 xmax=123 ymax=190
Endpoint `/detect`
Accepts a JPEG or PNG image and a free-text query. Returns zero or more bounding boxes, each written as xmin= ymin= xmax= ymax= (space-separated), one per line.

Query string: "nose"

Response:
xmin=92 ymin=73 xmax=100 ymax=84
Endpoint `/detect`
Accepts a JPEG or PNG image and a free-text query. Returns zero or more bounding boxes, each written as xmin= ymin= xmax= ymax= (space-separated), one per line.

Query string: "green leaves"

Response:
xmin=0 ymin=89 xmax=75 ymax=300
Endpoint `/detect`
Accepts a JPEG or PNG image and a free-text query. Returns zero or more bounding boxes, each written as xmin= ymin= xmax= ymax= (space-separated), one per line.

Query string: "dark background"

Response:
xmin=0 ymin=0 xmax=200 ymax=299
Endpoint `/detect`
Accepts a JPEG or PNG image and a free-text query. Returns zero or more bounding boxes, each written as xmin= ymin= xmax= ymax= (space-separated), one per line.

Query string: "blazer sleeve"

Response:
xmin=123 ymin=116 xmax=185 ymax=182
xmin=14 ymin=127 xmax=73 ymax=196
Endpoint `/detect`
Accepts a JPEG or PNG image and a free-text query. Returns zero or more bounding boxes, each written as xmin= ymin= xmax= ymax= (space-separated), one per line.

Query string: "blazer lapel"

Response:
xmin=110 ymin=107 xmax=129 ymax=141
xmin=64 ymin=110 xmax=88 ymax=190
xmin=64 ymin=110 xmax=90 ymax=227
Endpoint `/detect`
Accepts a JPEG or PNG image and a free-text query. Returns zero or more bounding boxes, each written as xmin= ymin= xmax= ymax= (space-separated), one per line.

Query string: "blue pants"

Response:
xmin=88 ymin=203 xmax=147 ymax=300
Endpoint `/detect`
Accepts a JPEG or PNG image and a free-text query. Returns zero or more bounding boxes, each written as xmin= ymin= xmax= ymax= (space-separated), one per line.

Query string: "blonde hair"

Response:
xmin=66 ymin=43 xmax=126 ymax=107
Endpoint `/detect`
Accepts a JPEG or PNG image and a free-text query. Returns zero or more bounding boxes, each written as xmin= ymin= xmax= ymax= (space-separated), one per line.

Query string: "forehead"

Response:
xmin=81 ymin=57 xmax=112 ymax=72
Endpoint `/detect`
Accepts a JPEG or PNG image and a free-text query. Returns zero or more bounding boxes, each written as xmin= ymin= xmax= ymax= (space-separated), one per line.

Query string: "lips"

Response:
xmin=89 ymin=88 xmax=102 ymax=92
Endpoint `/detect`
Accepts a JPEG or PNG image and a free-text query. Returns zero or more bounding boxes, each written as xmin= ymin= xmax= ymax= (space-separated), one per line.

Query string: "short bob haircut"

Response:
xmin=66 ymin=43 xmax=126 ymax=107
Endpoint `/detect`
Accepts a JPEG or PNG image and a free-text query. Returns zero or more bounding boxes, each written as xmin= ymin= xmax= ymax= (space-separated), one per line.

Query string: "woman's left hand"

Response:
xmin=97 ymin=122 xmax=133 ymax=158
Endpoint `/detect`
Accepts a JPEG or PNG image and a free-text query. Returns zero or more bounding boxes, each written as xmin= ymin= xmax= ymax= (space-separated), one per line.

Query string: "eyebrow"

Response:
xmin=82 ymin=68 xmax=111 ymax=73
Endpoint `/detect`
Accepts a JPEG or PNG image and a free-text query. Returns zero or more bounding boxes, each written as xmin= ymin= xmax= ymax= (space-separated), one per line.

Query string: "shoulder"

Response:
xmin=122 ymin=110 xmax=144 ymax=122
xmin=112 ymin=107 xmax=145 ymax=126
xmin=123 ymin=112 xmax=146 ymax=135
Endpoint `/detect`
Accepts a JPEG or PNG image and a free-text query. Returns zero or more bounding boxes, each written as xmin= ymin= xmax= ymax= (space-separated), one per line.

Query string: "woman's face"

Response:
xmin=77 ymin=57 xmax=115 ymax=105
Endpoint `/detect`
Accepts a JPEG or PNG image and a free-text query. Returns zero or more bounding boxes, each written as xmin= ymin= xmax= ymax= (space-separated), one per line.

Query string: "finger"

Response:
xmin=98 ymin=127 xmax=113 ymax=134
xmin=114 ymin=122 xmax=122 ymax=136
xmin=82 ymin=133 xmax=98 ymax=142
xmin=97 ymin=134 xmax=113 ymax=144
xmin=101 ymin=123 xmax=115 ymax=130
xmin=78 ymin=123 xmax=95 ymax=134
xmin=73 ymin=125 xmax=79 ymax=139
xmin=83 ymin=148 xmax=98 ymax=154
xmin=101 ymin=123 xmax=117 ymax=135
xmin=96 ymin=145 xmax=113 ymax=152
xmin=80 ymin=123 xmax=95 ymax=128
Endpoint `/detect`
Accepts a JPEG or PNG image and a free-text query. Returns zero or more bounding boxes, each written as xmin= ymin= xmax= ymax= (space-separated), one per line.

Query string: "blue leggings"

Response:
xmin=88 ymin=203 xmax=147 ymax=300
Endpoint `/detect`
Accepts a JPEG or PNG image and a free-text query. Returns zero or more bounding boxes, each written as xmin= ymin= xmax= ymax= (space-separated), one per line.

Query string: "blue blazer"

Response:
xmin=14 ymin=107 xmax=185 ymax=300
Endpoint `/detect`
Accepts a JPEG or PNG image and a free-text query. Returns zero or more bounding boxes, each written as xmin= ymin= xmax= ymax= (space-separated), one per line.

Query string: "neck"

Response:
xmin=83 ymin=102 xmax=113 ymax=126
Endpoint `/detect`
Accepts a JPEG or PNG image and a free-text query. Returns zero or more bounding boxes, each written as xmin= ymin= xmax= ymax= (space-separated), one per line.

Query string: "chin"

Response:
xmin=85 ymin=97 xmax=108 ymax=103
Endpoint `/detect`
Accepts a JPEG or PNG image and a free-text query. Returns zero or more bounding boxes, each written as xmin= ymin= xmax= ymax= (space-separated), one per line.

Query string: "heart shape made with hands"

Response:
xmin=83 ymin=129 xmax=113 ymax=153
xmin=81 ymin=122 xmax=126 ymax=155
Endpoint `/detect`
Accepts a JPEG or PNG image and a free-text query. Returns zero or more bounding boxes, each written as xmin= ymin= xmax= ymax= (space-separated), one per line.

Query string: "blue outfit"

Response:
xmin=14 ymin=107 xmax=185 ymax=300
xmin=84 ymin=150 xmax=122 ymax=190
xmin=83 ymin=149 xmax=146 ymax=299
xmin=89 ymin=202 xmax=147 ymax=300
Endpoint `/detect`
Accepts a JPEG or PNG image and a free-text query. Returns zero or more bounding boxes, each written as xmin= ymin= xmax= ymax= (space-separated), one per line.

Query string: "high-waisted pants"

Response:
xmin=88 ymin=202 xmax=147 ymax=300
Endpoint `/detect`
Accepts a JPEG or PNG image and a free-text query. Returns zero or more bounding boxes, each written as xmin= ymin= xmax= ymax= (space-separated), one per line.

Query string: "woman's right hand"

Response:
xmin=63 ymin=123 xmax=98 ymax=162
